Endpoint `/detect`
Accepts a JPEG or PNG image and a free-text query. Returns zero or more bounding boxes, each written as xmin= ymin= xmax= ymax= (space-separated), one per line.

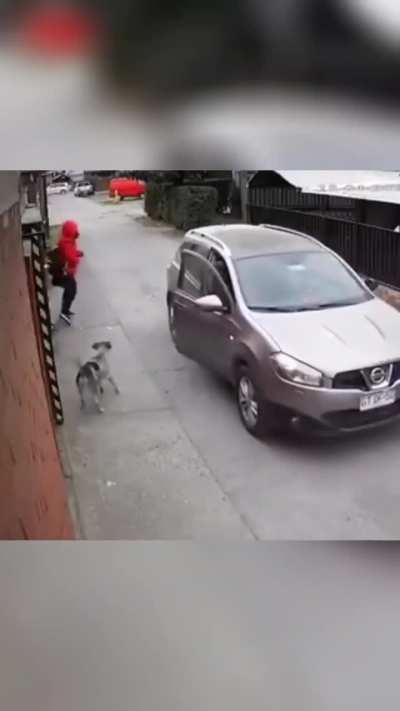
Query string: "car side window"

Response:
xmin=202 ymin=260 xmax=232 ymax=308
xmin=191 ymin=242 xmax=208 ymax=256
xmin=184 ymin=240 xmax=208 ymax=256
xmin=174 ymin=245 xmax=183 ymax=265
xmin=207 ymin=250 xmax=234 ymax=297
xmin=203 ymin=267 xmax=230 ymax=306
xmin=178 ymin=252 xmax=204 ymax=298
xmin=173 ymin=242 xmax=193 ymax=267
xmin=175 ymin=242 xmax=197 ymax=263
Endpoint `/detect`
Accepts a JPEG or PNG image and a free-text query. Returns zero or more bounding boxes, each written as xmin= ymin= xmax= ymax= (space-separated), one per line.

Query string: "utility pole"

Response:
xmin=237 ymin=171 xmax=253 ymax=223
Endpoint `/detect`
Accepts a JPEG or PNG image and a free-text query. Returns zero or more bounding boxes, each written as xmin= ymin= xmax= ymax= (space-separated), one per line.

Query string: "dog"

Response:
xmin=76 ymin=341 xmax=120 ymax=413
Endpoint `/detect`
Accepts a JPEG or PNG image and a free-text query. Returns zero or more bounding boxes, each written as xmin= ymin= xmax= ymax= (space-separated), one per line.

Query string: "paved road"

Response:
xmin=50 ymin=193 xmax=400 ymax=539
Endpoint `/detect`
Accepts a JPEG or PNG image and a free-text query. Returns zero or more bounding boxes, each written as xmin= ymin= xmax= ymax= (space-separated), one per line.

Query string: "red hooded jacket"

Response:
xmin=58 ymin=221 xmax=83 ymax=277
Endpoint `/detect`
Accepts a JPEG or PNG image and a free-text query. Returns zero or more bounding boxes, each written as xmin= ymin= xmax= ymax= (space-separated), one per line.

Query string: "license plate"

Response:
xmin=360 ymin=389 xmax=396 ymax=412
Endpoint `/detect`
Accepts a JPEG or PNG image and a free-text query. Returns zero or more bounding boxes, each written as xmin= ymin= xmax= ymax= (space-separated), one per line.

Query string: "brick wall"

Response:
xmin=0 ymin=189 xmax=74 ymax=539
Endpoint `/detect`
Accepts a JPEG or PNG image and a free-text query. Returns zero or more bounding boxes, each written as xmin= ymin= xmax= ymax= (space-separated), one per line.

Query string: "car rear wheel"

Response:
xmin=236 ymin=366 xmax=287 ymax=439
xmin=168 ymin=298 xmax=178 ymax=346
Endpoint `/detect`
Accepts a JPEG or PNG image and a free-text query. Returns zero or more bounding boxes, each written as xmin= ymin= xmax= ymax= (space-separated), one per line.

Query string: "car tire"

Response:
xmin=168 ymin=296 xmax=178 ymax=347
xmin=236 ymin=365 xmax=287 ymax=439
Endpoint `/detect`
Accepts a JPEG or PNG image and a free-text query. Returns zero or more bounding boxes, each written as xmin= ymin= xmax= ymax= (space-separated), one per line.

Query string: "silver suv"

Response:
xmin=167 ymin=224 xmax=400 ymax=438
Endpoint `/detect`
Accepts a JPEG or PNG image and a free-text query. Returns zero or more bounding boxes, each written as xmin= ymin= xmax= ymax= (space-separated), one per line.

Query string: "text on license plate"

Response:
xmin=360 ymin=390 xmax=396 ymax=412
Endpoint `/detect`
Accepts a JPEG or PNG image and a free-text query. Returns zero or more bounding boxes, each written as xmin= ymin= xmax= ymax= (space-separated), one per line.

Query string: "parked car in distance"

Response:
xmin=74 ymin=181 xmax=95 ymax=197
xmin=109 ymin=177 xmax=146 ymax=200
xmin=47 ymin=182 xmax=70 ymax=195
xmin=167 ymin=223 xmax=400 ymax=438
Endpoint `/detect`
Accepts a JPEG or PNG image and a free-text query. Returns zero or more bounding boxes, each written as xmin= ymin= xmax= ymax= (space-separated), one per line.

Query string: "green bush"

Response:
xmin=145 ymin=182 xmax=174 ymax=220
xmin=145 ymin=182 xmax=218 ymax=230
xmin=145 ymin=182 xmax=164 ymax=219
xmin=160 ymin=185 xmax=173 ymax=223
xmin=170 ymin=186 xmax=218 ymax=230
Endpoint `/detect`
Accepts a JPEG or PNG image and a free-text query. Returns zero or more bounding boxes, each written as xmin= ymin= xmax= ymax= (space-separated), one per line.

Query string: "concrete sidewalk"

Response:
xmin=50 ymin=195 xmax=253 ymax=540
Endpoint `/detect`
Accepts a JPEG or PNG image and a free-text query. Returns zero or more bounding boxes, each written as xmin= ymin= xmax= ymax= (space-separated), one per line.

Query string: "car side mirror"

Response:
xmin=364 ymin=277 xmax=379 ymax=292
xmin=195 ymin=294 xmax=228 ymax=313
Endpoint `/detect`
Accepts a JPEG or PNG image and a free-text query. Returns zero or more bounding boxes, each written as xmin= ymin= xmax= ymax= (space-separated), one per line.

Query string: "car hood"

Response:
xmin=251 ymin=297 xmax=400 ymax=375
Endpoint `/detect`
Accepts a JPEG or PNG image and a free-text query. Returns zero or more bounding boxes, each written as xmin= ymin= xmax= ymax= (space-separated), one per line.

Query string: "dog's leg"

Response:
xmin=78 ymin=387 xmax=85 ymax=410
xmin=76 ymin=378 xmax=85 ymax=410
xmin=94 ymin=393 xmax=105 ymax=414
xmin=108 ymin=376 xmax=120 ymax=395
xmin=94 ymin=381 xmax=105 ymax=414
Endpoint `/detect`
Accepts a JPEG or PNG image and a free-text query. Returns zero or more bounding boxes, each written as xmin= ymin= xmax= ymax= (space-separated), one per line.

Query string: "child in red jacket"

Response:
xmin=57 ymin=220 xmax=84 ymax=325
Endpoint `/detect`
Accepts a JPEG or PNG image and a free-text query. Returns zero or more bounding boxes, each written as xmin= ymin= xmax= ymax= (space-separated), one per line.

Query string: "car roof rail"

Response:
xmin=190 ymin=229 xmax=227 ymax=252
xmin=259 ymin=223 xmax=322 ymax=247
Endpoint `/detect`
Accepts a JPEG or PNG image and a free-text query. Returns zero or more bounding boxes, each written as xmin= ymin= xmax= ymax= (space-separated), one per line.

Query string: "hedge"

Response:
xmin=171 ymin=186 xmax=218 ymax=231
xmin=145 ymin=182 xmax=218 ymax=231
xmin=145 ymin=182 xmax=173 ymax=221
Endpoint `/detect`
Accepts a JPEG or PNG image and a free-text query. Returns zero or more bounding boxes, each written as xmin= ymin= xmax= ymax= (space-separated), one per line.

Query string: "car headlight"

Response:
xmin=271 ymin=353 xmax=324 ymax=388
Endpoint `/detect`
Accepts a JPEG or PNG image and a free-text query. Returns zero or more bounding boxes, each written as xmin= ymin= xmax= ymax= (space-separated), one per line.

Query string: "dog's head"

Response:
xmin=92 ymin=341 xmax=112 ymax=355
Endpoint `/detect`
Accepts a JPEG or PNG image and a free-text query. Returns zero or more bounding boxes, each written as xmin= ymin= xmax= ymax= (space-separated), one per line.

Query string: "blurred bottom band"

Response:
xmin=0 ymin=543 xmax=399 ymax=711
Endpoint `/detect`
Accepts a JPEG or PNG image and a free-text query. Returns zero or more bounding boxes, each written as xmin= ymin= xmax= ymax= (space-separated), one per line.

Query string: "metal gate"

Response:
xmin=22 ymin=224 xmax=64 ymax=425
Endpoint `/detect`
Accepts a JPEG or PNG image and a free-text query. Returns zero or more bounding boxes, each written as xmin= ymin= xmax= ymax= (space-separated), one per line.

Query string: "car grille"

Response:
xmin=324 ymin=401 xmax=400 ymax=429
xmin=392 ymin=362 xmax=400 ymax=384
xmin=333 ymin=370 xmax=367 ymax=391
xmin=333 ymin=361 xmax=400 ymax=391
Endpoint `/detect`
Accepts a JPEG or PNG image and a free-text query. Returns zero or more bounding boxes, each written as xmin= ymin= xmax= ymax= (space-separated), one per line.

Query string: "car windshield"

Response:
xmin=235 ymin=251 xmax=371 ymax=312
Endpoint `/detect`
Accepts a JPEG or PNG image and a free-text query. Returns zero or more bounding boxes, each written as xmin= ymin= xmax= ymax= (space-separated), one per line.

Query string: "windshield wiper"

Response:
xmin=250 ymin=299 xmax=362 ymax=313
xmin=309 ymin=300 xmax=360 ymax=310
xmin=249 ymin=306 xmax=297 ymax=313
xmin=251 ymin=302 xmax=359 ymax=313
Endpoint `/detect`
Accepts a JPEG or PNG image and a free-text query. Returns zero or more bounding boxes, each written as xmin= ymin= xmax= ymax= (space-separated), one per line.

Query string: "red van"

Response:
xmin=109 ymin=178 xmax=146 ymax=200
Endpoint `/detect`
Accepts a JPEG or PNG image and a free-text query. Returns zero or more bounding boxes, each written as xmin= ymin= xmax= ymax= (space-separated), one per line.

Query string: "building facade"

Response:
xmin=0 ymin=172 xmax=74 ymax=539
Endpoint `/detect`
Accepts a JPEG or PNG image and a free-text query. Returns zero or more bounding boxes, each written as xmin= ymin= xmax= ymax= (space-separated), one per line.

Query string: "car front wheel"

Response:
xmin=236 ymin=366 xmax=287 ymax=439
xmin=168 ymin=298 xmax=178 ymax=346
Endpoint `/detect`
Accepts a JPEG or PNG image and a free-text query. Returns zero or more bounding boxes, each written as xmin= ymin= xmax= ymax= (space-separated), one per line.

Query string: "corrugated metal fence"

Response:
xmin=249 ymin=205 xmax=400 ymax=288
xmin=249 ymin=187 xmax=356 ymax=215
